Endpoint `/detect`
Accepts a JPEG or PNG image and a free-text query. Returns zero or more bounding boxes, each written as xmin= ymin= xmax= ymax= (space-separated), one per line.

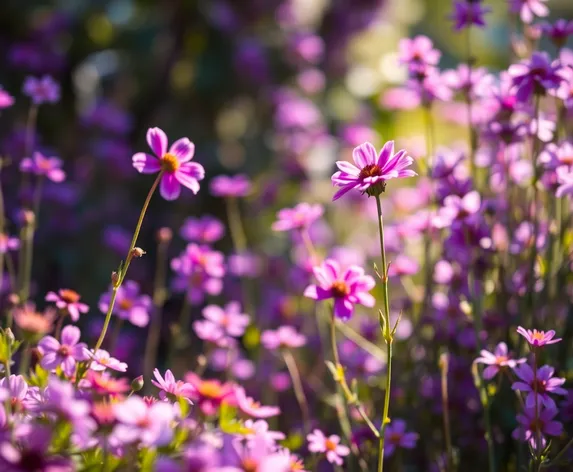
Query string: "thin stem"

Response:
xmin=465 ymin=27 xmax=476 ymax=177
xmin=330 ymin=312 xmax=340 ymax=366
xmin=440 ymin=354 xmax=454 ymax=471
xmin=94 ymin=172 xmax=162 ymax=352
xmin=282 ymin=349 xmax=311 ymax=433
xmin=107 ymin=318 xmax=124 ymax=353
xmin=542 ymin=437 xmax=573 ymax=468
xmin=18 ymin=342 xmax=31 ymax=375
xmin=335 ymin=320 xmax=385 ymax=360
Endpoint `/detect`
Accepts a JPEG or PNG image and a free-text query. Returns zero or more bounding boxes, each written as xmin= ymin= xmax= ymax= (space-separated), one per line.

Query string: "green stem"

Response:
xmin=282 ymin=349 xmax=311 ymax=434
xmin=94 ymin=172 xmax=162 ymax=352
xmin=542 ymin=436 xmax=573 ymax=468
xmin=18 ymin=342 xmax=31 ymax=375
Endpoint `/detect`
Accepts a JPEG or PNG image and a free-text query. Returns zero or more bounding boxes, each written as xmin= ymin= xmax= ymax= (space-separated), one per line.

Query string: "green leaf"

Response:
xmin=139 ymin=448 xmax=157 ymax=472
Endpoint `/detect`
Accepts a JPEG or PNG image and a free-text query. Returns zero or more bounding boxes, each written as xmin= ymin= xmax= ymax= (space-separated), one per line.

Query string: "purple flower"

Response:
xmin=234 ymin=387 xmax=280 ymax=418
xmin=398 ymin=36 xmax=441 ymax=75
xmin=512 ymin=364 xmax=567 ymax=410
xmin=22 ymin=75 xmax=60 ymax=104
xmin=201 ymin=302 xmax=250 ymax=338
xmin=475 ymin=342 xmax=526 ymax=379
xmin=152 ymin=369 xmax=195 ymax=402
xmin=540 ymin=20 xmax=573 ymax=47
xmin=132 ymin=127 xmax=205 ymax=200
xmin=261 ymin=326 xmax=307 ymax=350
xmin=517 ymin=326 xmax=562 ymax=347
xmin=210 ymin=174 xmax=252 ymax=197
xmin=508 ymin=0 xmax=549 ymax=24
xmin=112 ymin=396 xmax=174 ymax=446
xmin=556 ymin=166 xmax=573 ymax=197
xmin=38 ymin=325 xmax=89 ymax=377
xmin=384 ymin=419 xmax=419 ymax=457
xmin=304 ymin=259 xmax=375 ymax=320
xmin=0 ymin=234 xmax=19 ymax=254
xmin=85 ymin=349 xmax=128 ymax=372
xmin=513 ymin=404 xmax=562 ymax=449
xmin=272 ymin=203 xmax=324 ymax=232
xmin=45 ymin=289 xmax=88 ymax=322
xmin=20 ymin=152 xmax=66 ymax=182
xmin=180 ymin=215 xmax=225 ymax=243
xmin=0 ymin=375 xmax=30 ymax=414
xmin=0 ymin=88 xmax=14 ymax=109
xmin=387 ymin=255 xmax=419 ymax=278
xmin=450 ymin=1 xmax=491 ymax=31
xmin=98 ymin=280 xmax=152 ymax=327
xmin=307 ymin=429 xmax=350 ymax=466
xmin=220 ymin=432 xmax=291 ymax=471
xmin=331 ymin=141 xmax=417 ymax=200
xmin=508 ymin=52 xmax=562 ymax=102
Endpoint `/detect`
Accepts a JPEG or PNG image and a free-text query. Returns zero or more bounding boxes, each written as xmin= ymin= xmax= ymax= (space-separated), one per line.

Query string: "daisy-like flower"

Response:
xmin=132 ymin=127 xmax=205 ymax=200
xmin=508 ymin=52 xmax=562 ymax=103
xmin=450 ymin=1 xmax=491 ymax=31
xmin=517 ymin=326 xmax=562 ymax=347
xmin=304 ymin=259 xmax=375 ymax=320
xmin=98 ymin=280 xmax=152 ymax=327
xmin=45 ymin=289 xmax=88 ymax=322
xmin=307 ymin=429 xmax=350 ymax=466
xmin=210 ymin=174 xmax=252 ymax=198
xmin=22 ymin=75 xmax=60 ymax=104
xmin=184 ymin=373 xmax=234 ymax=415
xmin=152 ymin=369 xmax=195 ymax=403
xmin=20 ymin=152 xmax=66 ymax=183
xmin=180 ymin=215 xmax=225 ymax=243
xmin=272 ymin=203 xmax=324 ymax=232
xmin=513 ymin=404 xmax=562 ymax=449
xmin=261 ymin=326 xmax=307 ymax=350
xmin=201 ymin=302 xmax=250 ymax=338
xmin=38 ymin=325 xmax=89 ymax=377
xmin=80 ymin=371 xmax=130 ymax=397
xmin=383 ymin=419 xmax=419 ymax=457
xmin=86 ymin=349 xmax=128 ymax=372
xmin=13 ymin=304 xmax=55 ymax=342
xmin=540 ymin=20 xmax=573 ymax=47
xmin=508 ymin=0 xmax=549 ymax=24
xmin=331 ymin=141 xmax=417 ymax=200
xmin=235 ymin=387 xmax=280 ymax=418
xmin=512 ymin=364 xmax=567 ymax=410
xmin=475 ymin=342 xmax=526 ymax=379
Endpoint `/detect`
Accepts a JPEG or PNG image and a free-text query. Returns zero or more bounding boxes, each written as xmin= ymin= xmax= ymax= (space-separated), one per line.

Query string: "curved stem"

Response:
xmin=282 ymin=349 xmax=311 ymax=434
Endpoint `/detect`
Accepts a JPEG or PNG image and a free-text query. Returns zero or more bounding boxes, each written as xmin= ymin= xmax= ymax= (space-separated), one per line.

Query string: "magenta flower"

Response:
xmin=556 ymin=166 xmax=573 ymax=197
xmin=513 ymin=404 xmax=562 ymax=449
xmin=512 ymin=364 xmax=567 ymax=410
xmin=152 ymin=369 xmax=195 ymax=403
xmin=85 ymin=349 xmax=127 ymax=372
xmin=234 ymin=387 xmax=280 ymax=418
xmin=20 ymin=152 xmax=66 ymax=183
xmin=38 ymin=325 xmax=89 ymax=377
xmin=540 ymin=20 xmax=573 ymax=47
xmin=508 ymin=52 xmax=562 ymax=102
xmin=398 ymin=35 xmax=441 ymax=68
xmin=307 ymin=429 xmax=350 ymax=466
xmin=450 ymin=1 xmax=491 ymax=31
xmin=508 ymin=0 xmax=549 ymax=24
xmin=384 ymin=419 xmax=419 ymax=457
xmin=261 ymin=326 xmax=307 ymax=350
xmin=201 ymin=302 xmax=250 ymax=338
xmin=331 ymin=141 xmax=417 ymax=200
xmin=180 ymin=215 xmax=225 ymax=243
xmin=22 ymin=75 xmax=60 ymax=105
xmin=517 ymin=326 xmax=562 ymax=347
xmin=305 ymin=259 xmax=375 ymax=320
xmin=132 ymin=127 xmax=205 ymax=200
xmin=0 ymin=88 xmax=14 ymax=109
xmin=210 ymin=174 xmax=252 ymax=197
xmin=45 ymin=289 xmax=88 ymax=322
xmin=98 ymin=280 xmax=152 ymax=327
xmin=272 ymin=203 xmax=324 ymax=232
xmin=0 ymin=234 xmax=19 ymax=254
xmin=184 ymin=373 xmax=234 ymax=415
xmin=387 ymin=255 xmax=419 ymax=278
xmin=112 ymin=396 xmax=174 ymax=446
xmin=475 ymin=342 xmax=526 ymax=379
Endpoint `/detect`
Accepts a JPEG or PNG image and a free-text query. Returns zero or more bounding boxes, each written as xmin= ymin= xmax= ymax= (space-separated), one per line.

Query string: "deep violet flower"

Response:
xmin=540 ymin=20 xmax=573 ymax=47
xmin=475 ymin=342 xmax=526 ymax=379
xmin=512 ymin=364 xmax=567 ymax=409
xmin=152 ymin=369 xmax=195 ymax=402
xmin=180 ymin=215 xmax=225 ymax=243
xmin=304 ymin=259 xmax=376 ymax=320
xmin=234 ymin=387 xmax=280 ymax=418
xmin=508 ymin=52 xmax=562 ymax=102
xmin=307 ymin=429 xmax=350 ymax=466
xmin=450 ymin=1 xmax=491 ymax=31
xmin=331 ymin=141 xmax=417 ymax=200
xmin=513 ymin=404 xmax=562 ymax=449
xmin=272 ymin=203 xmax=324 ymax=232
xmin=261 ymin=326 xmax=307 ymax=350
xmin=38 ymin=325 xmax=89 ymax=377
xmin=98 ymin=280 xmax=152 ymax=328
xmin=517 ymin=326 xmax=562 ymax=347
xmin=383 ymin=419 xmax=419 ymax=457
xmin=45 ymin=289 xmax=88 ymax=322
xmin=508 ymin=0 xmax=549 ymax=24
xmin=132 ymin=127 xmax=205 ymax=200
xmin=210 ymin=174 xmax=252 ymax=197
xmin=20 ymin=152 xmax=66 ymax=183
xmin=22 ymin=75 xmax=60 ymax=104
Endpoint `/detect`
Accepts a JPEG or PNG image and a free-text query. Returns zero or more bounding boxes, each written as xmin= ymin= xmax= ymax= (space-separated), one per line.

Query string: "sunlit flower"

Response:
xmin=512 ymin=364 xmax=567 ymax=409
xmin=45 ymin=289 xmax=88 ymax=322
xmin=517 ymin=326 xmax=562 ymax=347
xmin=307 ymin=429 xmax=350 ymax=466
xmin=235 ymin=387 xmax=280 ymax=418
xmin=152 ymin=369 xmax=194 ymax=403
xmin=475 ymin=342 xmax=526 ymax=379
xmin=38 ymin=325 xmax=89 ymax=377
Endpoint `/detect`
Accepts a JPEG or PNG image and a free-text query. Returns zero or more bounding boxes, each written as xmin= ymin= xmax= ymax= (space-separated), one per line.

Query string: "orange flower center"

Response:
xmin=331 ymin=280 xmax=350 ymax=298
xmin=325 ymin=439 xmax=337 ymax=451
xmin=241 ymin=459 xmax=258 ymax=472
xmin=531 ymin=331 xmax=545 ymax=342
xmin=358 ymin=164 xmax=382 ymax=180
xmin=59 ymin=289 xmax=80 ymax=304
xmin=119 ymin=298 xmax=134 ymax=311
xmin=560 ymin=155 xmax=573 ymax=165
xmin=161 ymin=153 xmax=180 ymax=172
xmin=495 ymin=356 xmax=508 ymax=365
xmin=198 ymin=381 xmax=223 ymax=399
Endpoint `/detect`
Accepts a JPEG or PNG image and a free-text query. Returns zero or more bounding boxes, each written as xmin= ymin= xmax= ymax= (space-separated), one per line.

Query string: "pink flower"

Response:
xmin=152 ymin=369 xmax=195 ymax=403
xmin=384 ymin=419 xmax=419 ymax=457
xmin=45 ymin=289 xmax=89 ymax=322
xmin=508 ymin=0 xmax=549 ymax=24
xmin=210 ymin=174 xmax=252 ymax=197
xmin=517 ymin=326 xmax=562 ymax=347
xmin=450 ymin=1 xmax=491 ymax=31
xmin=38 ymin=325 xmax=89 ymax=377
xmin=387 ymin=255 xmax=419 ymax=278
xmin=304 ymin=259 xmax=375 ymax=320
xmin=331 ymin=141 xmax=417 ymax=200
xmin=86 ymin=349 xmax=128 ymax=372
xmin=261 ymin=326 xmax=307 ymax=350
xmin=272 ymin=203 xmax=324 ymax=232
xmin=184 ymin=373 xmax=235 ymax=415
xmin=0 ymin=88 xmax=14 ymax=109
xmin=0 ymin=234 xmax=19 ymax=254
xmin=180 ymin=215 xmax=225 ymax=243
xmin=307 ymin=429 xmax=350 ymax=466
xmin=98 ymin=280 xmax=151 ymax=327
xmin=201 ymin=302 xmax=250 ymax=338
xmin=398 ymin=35 xmax=441 ymax=68
xmin=475 ymin=342 xmax=526 ymax=379
xmin=235 ymin=387 xmax=280 ymax=418
xmin=20 ymin=152 xmax=66 ymax=183
xmin=132 ymin=127 xmax=205 ymax=200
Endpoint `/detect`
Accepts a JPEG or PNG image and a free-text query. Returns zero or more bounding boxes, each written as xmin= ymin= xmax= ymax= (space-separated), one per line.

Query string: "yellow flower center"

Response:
xmin=59 ymin=289 xmax=80 ymax=304
xmin=198 ymin=381 xmax=223 ymax=399
xmin=161 ymin=153 xmax=180 ymax=172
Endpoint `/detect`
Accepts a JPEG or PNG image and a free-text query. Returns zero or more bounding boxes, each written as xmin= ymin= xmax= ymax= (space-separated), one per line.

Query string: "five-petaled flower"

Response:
xmin=307 ymin=429 xmax=350 ymax=466
xmin=475 ymin=342 xmax=526 ymax=379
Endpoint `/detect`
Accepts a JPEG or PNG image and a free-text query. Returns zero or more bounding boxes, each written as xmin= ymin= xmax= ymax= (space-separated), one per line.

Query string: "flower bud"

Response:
xmin=156 ymin=227 xmax=173 ymax=243
xmin=111 ymin=272 xmax=120 ymax=286
xmin=130 ymin=247 xmax=146 ymax=258
xmin=131 ymin=375 xmax=144 ymax=392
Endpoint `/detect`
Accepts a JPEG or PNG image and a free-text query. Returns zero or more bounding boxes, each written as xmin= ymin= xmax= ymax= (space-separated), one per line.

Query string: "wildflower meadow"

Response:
xmin=1 ymin=0 xmax=573 ymax=470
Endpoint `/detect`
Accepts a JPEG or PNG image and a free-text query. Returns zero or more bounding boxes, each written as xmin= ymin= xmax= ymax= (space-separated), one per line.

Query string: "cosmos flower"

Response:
xmin=517 ymin=326 xmax=562 ymax=347
xmin=304 ymin=259 xmax=375 ymax=320
xmin=331 ymin=141 xmax=417 ymax=200
xmin=180 ymin=215 xmax=225 ymax=243
xmin=450 ymin=1 xmax=491 ymax=31
xmin=38 ymin=326 xmax=89 ymax=377
xmin=85 ymin=349 xmax=128 ymax=373
xmin=45 ymin=289 xmax=88 ymax=322
xmin=513 ymin=404 xmax=562 ymax=449
xmin=235 ymin=387 xmax=280 ymax=418
xmin=272 ymin=203 xmax=324 ymax=232
xmin=512 ymin=364 xmax=567 ymax=409
xmin=13 ymin=304 xmax=55 ymax=341
xmin=152 ymin=369 xmax=195 ymax=403
xmin=383 ymin=419 xmax=419 ymax=457
xmin=508 ymin=52 xmax=562 ymax=102
xmin=307 ymin=429 xmax=350 ymax=466
xmin=201 ymin=302 xmax=250 ymax=338
xmin=132 ymin=127 xmax=205 ymax=200
xmin=20 ymin=152 xmax=66 ymax=183
xmin=98 ymin=280 xmax=152 ymax=327
xmin=261 ymin=326 xmax=307 ymax=350
xmin=210 ymin=174 xmax=252 ymax=198
xmin=508 ymin=0 xmax=549 ymax=24
xmin=540 ymin=19 xmax=573 ymax=47
xmin=184 ymin=373 xmax=235 ymax=415
xmin=475 ymin=342 xmax=526 ymax=379
xmin=22 ymin=75 xmax=60 ymax=104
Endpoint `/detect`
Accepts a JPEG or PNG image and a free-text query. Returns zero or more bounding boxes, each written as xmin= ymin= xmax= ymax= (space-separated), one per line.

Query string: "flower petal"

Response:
xmin=132 ymin=153 xmax=161 ymax=174
xmin=169 ymin=138 xmax=195 ymax=163
xmin=146 ymin=127 xmax=168 ymax=157
xmin=160 ymin=174 xmax=181 ymax=201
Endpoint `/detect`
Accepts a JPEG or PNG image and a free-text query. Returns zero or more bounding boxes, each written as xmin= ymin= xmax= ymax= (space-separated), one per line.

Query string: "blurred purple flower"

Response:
xmin=261 ymin=326 xmax=307 ymax=350
xmin=180 ymin=215 xmax=225 ymax=243
xmin=508 ymin=0 xmax=549 ymax=24
xmin=517 ymin=326 xmax=562 ymax=347
xmin=22 ymin=75 xmax=60 ymax=105
xmin=45 ymin=289 xmax=88 ymax=322
xmin=210 ymin=174 xmax=252 ymax=198
xmin=475 ymin=342 xmax=526 ymax=379
xmin=307 ymin=429 xmax=350 ymax=466
xmin=132 ymin=127 xmax=205 ymax=200
xmin=450 ymin=1 xmax=491 ymax=31
xmin=152 ymin=369 xmax=195 ymax=403
xmin=387 ymin=255 xmax=419 ymax=278
xmin=272 ymin=203 xmax=324 ymax=232
xmin=508 ymin=52 xmax=562 ymax=102
xmin=38 ymin=325 xmax=89 ymax=377
xmin=202 ymin=302 xmax=250 ymax=338
xmin=0 ymin=234 xmax=19 ymax=254
xmin=98 ymin=280 xmax=152 ymax=328
xmin=540 ymin=20 xmax=573 ymax=47
xmin=512 ymin=364 xmax=567 ymax=409
xmin=20 ymin=152 xmax=66 ymax=182
xmin=384 ymin=419 xmax=419 ymax=457
xmin=398 ymin=36 xmax=441 ymax=78
xmin=513 ymin=404 xmax=562 ymax=449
